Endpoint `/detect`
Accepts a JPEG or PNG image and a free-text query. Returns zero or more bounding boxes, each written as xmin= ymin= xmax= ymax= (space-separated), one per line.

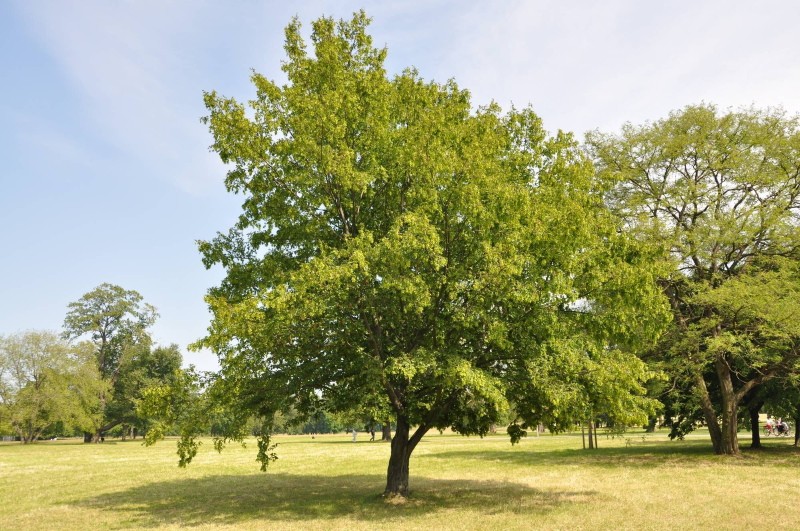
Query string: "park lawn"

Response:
xmin=1 ymin=429 xmax=798 ymax=530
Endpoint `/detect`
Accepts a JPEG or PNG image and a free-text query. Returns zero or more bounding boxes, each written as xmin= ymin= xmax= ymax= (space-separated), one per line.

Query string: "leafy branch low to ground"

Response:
xmin=2 ymin=429 xmax=798 ymax=530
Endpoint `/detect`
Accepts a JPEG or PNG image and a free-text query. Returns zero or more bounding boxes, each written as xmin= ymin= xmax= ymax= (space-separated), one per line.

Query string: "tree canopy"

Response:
xmin=588 ymin=104 xmax=800 ymax=454
xmin=187 ymin=11 xmax=669 ymax=497
xmin=63 ymin=283 xmax=168 ymax=441
xmin=0 ymin=331 xmax=104 ymax=443
xmin=63 ymin=283 xmax=157 ymax=380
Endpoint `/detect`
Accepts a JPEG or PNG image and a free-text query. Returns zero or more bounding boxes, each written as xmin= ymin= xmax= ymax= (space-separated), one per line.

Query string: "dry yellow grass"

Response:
xmin=1 ymin=429 xmax=797 ymax=530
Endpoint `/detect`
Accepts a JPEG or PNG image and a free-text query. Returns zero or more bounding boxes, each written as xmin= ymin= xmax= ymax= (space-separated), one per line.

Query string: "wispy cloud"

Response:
xmin=12 ymin=0 xmax=224 ymax=194
xmin=12 ymin=0 xmax=800 ymax=185
xmin=434 ymin=0 xmax=800 ymax=134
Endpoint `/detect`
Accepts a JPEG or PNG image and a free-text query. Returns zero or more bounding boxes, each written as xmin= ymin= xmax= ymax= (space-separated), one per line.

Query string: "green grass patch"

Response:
xmin=1 ymin=430 xmax=798 ymax=529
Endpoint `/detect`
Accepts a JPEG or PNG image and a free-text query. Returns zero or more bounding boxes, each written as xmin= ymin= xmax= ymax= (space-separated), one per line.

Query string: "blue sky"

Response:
xmin=2 ymin=0 xmax=799 ymax=371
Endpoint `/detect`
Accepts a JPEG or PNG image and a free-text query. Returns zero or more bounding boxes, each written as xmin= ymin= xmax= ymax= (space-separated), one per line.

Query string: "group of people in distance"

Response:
xmin=764 ymin=416 xmax=791 ymax=436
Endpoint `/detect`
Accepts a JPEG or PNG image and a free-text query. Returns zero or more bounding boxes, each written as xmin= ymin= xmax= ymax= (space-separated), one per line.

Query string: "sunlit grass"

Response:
xmin=1 ymin=429 xmax=798 ymax=529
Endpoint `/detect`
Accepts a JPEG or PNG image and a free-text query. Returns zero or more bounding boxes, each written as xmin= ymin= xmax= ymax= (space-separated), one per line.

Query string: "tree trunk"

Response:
xmin=587 ymin=420 xmax=595 ymax=450
xmin=581 ymin=423 xmax=585 ymax=449
xmin=20 ymin=424 xmax=39 ymax=444
xmin=794 ymin=405 xmax=800 ymax=448
xmin=384 ymin=416 xmax=427 ymax=498
xmin=85 ymin=419 xmax=122 ymax=443
xmin=382 ymin=423 xmax=392 ymax=442
xmin=715 ymin=357 xmax=740 ymax=456
xmin=694 ymin=371 xmax=722 ymax=453
xmin=385 ymin=417 xmax=411 ymax=497
xmin=749 ymin=400 xmax=763 ymax=449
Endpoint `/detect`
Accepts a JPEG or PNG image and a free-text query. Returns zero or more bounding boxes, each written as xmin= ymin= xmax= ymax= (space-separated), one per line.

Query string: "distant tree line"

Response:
xmin=0 ymin=283 xmax=182 ymax=443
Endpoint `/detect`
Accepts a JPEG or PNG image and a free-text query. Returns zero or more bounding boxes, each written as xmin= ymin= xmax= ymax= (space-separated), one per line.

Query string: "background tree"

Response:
xmin=509 ymin=335 xmax=661 ymax=449
xmin=63 ymin=283 xmax=159 ymax=442
xmin=749 ymin=378 xmax=800 ymax=447
xmin=186 ymin=12 xmax=669 ymax=497
xmin=108 ymin=343 xmax=183 ymax=438
xmin=588 ymin=105 xmax=800 ymax=455
xmin=0 ymin=331 xmax=105 ymax=443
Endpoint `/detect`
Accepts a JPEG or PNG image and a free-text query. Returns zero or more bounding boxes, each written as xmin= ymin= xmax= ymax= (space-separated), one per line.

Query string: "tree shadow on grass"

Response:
xmin=79 ymin=473 xmax=597 ymax=528
xmin=427 ymin=437 xmax=800 ymax=470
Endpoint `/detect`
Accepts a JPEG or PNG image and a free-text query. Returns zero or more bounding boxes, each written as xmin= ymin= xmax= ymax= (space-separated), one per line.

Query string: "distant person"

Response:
xmin=370 ymin=428 xmax=375 ymax=441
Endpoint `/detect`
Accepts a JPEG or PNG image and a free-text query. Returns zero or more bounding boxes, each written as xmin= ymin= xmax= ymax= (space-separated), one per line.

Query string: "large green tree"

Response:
xmin=63 ymin=283 xmax=159 ymax=442
xmin=193 ymin=12 xmax=668 ymax=497
xmin=107 ymin=343 xmax=183 ymax=437
xmin=589 ymin=105 xmax=800 ymax=455
xmin=0 ymin=331 xmax=105 ymax=443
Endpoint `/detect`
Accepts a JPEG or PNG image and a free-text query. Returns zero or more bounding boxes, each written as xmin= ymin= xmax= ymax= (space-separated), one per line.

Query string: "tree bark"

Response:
xmin=587 ymin=420 xmax=595 ymax=450
xmin=384 ymin=416 xmax=427 ymax=498
xmin=85 ymin=419 xmax=123 ymax=443
xmin=20 ymin=424 xmax=41 ymax=444
xmin=694 ymin=371 xmax=722 ymax=453
xmin=794 ymin=405 xmax=800 ymax=448
xmin=715 ymin=357 xmax=740 ymax=455
xmin=749 ymin=400 xmax=763 ymax=449
xmin=382 ymin=423 xmax=392 ymax=442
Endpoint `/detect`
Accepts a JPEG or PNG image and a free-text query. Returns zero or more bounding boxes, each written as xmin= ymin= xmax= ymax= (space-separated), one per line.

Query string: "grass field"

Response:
xmin=1 ymin=429 xmax=798 ymax=530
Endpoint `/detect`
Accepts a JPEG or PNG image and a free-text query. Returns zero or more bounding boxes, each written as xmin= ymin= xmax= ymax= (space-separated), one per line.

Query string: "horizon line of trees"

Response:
xmin=0 ymin=283 xmax=183 ymax=443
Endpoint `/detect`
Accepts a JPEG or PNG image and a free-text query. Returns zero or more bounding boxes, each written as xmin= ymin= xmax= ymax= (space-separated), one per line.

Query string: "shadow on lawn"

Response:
xmin=80 ymin=472 xmax=596 ymax=527
xmin=427 ymin=436 xmax=800 ymax=469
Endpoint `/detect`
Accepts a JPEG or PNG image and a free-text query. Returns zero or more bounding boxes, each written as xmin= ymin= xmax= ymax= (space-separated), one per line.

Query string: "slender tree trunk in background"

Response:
xmin=694 ymin=371 xmax=722 ymax=454
xmin=587 ymin=421 xmax=595 ymax=449
xmin=86 ymin=390 xmax=109 ymax=443
xmin=594 ymin=421 xmax=599 ymax=448
xmin=749 ymin=400 xmax=763 ymax=449
xmin=716 ymin=357 xmax=741 ymax=455
xmin=25 ymin=424 xmax=45 ymax=444
xmin=86 ymin=420 xmax=122 ymax=443
xmin=382 ymin=423 xmax=392 ymax=442
xmin=794 ymin=405 xmax=800 ymax=447
xmin=581 ymin=423 xmax=586 ymax=449
xmin=20 ymin=425 xmax=35 ymax=444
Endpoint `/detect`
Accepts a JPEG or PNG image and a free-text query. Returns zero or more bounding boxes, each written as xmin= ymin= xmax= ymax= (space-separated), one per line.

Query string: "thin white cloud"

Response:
xmin=13 ymin=0 xmax=800 ymax=185
xmin=435 ymin=0 xmax=800 ymax=134
xmin=13 ymin=0 xmax=223 ymax=194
